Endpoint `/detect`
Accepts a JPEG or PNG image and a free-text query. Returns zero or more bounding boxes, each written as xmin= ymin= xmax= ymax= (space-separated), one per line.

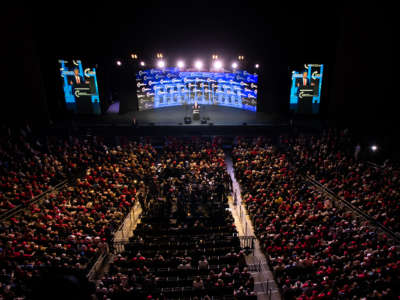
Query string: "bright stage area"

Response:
xmin=109 ymin=105 xmax=285 ymax=126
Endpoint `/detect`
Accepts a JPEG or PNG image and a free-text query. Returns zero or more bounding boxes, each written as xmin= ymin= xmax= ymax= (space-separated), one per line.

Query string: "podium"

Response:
xmin=298 ymin=97 xmax=313 ymax=114
xmin=193 ymin=109 xmax=200 ymax=120
xmin=76 ymin=95 xmax=93 ymax=114
xmin=297 ymin=88 xmax=314 ymax=114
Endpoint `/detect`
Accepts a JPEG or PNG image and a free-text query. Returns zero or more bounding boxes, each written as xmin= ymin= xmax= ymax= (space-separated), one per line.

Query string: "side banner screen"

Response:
xmin=59 ymin=59 xmax=101 ymax=114
xmin=290 ymin=64 xmax=323 ymax=114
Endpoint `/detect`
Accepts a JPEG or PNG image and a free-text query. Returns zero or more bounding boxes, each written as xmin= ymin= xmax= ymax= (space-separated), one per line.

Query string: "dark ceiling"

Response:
xmin=29 ymin=1 xmax=342 ymax=64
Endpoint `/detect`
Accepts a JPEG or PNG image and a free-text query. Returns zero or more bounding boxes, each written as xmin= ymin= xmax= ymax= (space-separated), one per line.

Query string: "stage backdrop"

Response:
xmin=290 ymin=64 xmax=324 ymax=114
xmin=136 ymin=68 xmax=258 ymax=111
xmin=59 ymin=59 xmax=101 ymax=114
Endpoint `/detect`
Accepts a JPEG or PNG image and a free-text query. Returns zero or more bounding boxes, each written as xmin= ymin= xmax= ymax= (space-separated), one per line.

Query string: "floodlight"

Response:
xmin=157 ymin=60 xmax=166 ymax=68
xmin=194 ymin=60 xmax=203 ymax=70
xmin=177 ymin=60 xmax=185 ymax=68
xmin=232 ymin=62 xmax=238 ymax=69
xmin=116 ymin=60 xmax=122 ymax=66
xmin=255 ymin=64 xmax=259 ymax=69
xmin=140 ymin=61 xmax=145 ymax=66
xmin=214 ymin=60 xmax=223 ymax=70
xmin=371 ymin=145 xmax=378 ymax=152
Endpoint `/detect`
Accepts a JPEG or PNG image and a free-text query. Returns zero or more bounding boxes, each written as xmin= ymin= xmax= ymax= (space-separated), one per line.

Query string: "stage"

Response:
xmin=49 ymin=104 xmax=326 ymax=137
xmin=105 ymin=105 xmax=287 ymax=127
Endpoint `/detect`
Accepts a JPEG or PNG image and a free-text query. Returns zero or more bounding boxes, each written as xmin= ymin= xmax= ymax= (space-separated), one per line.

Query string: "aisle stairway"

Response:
xmin=225 ymin=154 xmax=281 ymax=300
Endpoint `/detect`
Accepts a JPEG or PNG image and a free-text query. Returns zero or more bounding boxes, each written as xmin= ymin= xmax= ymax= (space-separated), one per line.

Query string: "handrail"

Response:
xmin=112 ymin=191 xmax=147 ymax=241
xmin=86 ymin=244 xmax=109 ymax=280
xmin=239 ymin=235 xmax=256 ymax=251
xmin=305 ymin=174 xmax=400 ymax=244
xmin=365 ymin=161 xmax=382 ymax=169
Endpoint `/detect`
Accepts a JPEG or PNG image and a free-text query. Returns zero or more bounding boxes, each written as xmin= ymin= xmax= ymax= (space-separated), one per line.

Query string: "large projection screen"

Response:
xmin=136 ymin=68 xmax=258 ymax=111
xmin=290 ymin=64 xmax=324 ymax=114
xmin=59 ymin=59 xmax=101 ymax=114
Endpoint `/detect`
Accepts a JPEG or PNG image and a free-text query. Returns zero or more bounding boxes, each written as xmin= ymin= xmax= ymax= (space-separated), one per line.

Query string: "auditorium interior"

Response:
xmin=0 ymin=2 xmax=396 ymax=300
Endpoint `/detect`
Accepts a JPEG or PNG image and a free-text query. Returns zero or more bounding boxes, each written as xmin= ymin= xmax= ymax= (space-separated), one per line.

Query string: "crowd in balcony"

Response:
xmin=0 ymin=137 xmax=156 ymax=299
xmin=285 ymin=130 xmax=400 ymax=234
xmin=232 ymin=138 xmax=399 ymax=299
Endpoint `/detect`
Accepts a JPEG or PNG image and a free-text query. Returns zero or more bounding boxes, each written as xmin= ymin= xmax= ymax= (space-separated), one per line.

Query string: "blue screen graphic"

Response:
xmin=137 ymin=68 xmax=258 ymax=111
xmin=290 ymin=64 xmax=323 ymax=114
xmin=59 ymin=60 xmax=101 ymax=114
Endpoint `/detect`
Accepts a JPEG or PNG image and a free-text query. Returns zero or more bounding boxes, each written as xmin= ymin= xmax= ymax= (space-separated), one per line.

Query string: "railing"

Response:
xmin=111 ymin=192 xmax=147 ymax=253
xmin=86 ymin=244 xmax=110 ymax=280
xmin=113 ymin=201 xmax=143 ymax=240
xmin=261 ymin=280 xmax=275 ymax=300
xmin=366 ymin=160 xmax=382 ymax=169
xmin=112 ymin=235 xmax=255 ymax=256
xmin=86 ymin=195 xmax=146 ymax=279
xmin=239 ymin=236 xmax=256 ymax=254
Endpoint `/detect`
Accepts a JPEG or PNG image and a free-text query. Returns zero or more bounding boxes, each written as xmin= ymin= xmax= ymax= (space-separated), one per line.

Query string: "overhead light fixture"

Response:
xmin=214 ymin=60 xmax=223 ymax=70
xmin=194 ymin=60 xmax=203 ymax=70
xmin=157 ymin=60 xmax=165 ymax=68
xmin=177 ymin=60 xmax=185 ymax=68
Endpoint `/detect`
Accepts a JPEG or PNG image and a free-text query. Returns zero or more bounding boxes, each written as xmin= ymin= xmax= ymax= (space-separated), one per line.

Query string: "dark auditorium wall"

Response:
xmin=115 ymin=64 xmax=139 ymax=114
xmin=0 ymin=7 xmax=49 ymax=125
xmin=328 ymin=5 xmax=393 ymax=130
xmin=257 ymin=41 xmax=289 ymax=114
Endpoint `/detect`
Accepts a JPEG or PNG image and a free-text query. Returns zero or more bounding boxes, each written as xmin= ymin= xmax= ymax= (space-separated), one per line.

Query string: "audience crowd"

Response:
xmin=232 ymin=138 xmax=400 ymax=299
xmin=285 ymin=130 xmax=400 ymax=234
xmin=0 ymin=138 xmax=156 ymax=299
xmin=0 ymin=130 xmax=109 ymax=214
xmin=2 ymin=126 xmax=399 ymax=299
xmin=94 ymin=138 xmax=255 ymax=299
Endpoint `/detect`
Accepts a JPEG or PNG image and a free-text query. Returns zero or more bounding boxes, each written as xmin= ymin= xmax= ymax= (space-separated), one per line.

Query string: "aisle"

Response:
xmin=225 ymin=154 xmax=281 ymax=300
